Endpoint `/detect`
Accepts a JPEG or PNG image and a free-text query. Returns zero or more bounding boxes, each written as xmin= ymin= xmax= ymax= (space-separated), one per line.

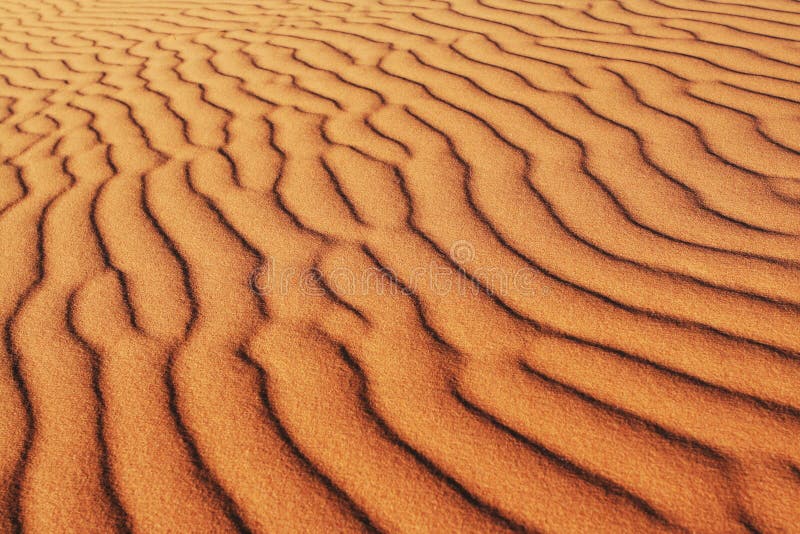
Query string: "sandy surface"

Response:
xmin=1 ymin=0 xmax=800 ymax=532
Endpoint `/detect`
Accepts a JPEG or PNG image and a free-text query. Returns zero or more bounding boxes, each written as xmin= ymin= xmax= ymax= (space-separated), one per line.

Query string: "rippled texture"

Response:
xmin=1 ymin=0 xmax=800 ymax=532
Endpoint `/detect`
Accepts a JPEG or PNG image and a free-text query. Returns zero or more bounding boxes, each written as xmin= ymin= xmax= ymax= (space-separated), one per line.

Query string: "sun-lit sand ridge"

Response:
xmin=1 ymin=0 xmax=800 ymax=532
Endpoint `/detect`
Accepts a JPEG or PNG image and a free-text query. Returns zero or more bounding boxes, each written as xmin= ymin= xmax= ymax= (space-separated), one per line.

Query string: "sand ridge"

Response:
xmin=1 ymin=0 xmax=800 ymax=532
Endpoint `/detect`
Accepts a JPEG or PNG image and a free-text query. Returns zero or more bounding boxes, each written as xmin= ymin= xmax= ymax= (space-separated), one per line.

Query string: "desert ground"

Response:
xmin=1 ymin=0 xmax=800 ymax=532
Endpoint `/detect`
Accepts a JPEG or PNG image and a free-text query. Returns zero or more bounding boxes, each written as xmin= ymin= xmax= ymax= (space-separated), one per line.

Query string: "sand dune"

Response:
xmin=1 ymin=0 xmax=800 ymax=532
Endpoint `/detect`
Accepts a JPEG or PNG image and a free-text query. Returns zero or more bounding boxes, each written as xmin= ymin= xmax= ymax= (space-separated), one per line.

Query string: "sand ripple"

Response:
xmin=1 ymin=0 xmax=800 ymax=532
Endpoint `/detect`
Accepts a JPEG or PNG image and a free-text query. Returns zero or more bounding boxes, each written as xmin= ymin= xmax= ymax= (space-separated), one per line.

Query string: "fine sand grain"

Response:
xmin=1 ymin=0 xmax=800 ymax=532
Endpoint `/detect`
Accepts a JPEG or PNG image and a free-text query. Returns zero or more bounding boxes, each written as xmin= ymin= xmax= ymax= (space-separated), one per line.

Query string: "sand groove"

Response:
xmin=1 ymin=0 xmax=800 ymax=532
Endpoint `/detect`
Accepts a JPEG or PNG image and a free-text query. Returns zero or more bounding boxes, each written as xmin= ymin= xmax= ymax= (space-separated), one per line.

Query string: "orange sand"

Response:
xmin=1 ymin=0 xmax=800 ymax=532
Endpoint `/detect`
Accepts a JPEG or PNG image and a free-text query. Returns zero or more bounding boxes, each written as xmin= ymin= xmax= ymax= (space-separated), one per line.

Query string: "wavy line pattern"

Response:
xmin=1 ymin=0 xmax=800 ymax=532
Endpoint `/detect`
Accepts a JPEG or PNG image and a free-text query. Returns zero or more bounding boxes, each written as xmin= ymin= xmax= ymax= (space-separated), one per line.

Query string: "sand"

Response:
xmin=1 ymin=0 xmax=800 ymax=532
